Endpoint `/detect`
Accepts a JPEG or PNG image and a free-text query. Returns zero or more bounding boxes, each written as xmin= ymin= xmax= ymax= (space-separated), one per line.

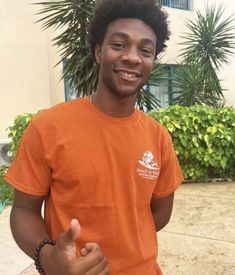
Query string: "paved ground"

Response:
xmin=0 ymin=182 xmax=235 ymax=275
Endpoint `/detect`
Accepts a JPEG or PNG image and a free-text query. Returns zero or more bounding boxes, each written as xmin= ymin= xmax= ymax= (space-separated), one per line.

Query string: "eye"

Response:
xmin=111 ymin=42 xmax=126 ymax=49
xmin=141 ymin=48 xmax=154 ymax=57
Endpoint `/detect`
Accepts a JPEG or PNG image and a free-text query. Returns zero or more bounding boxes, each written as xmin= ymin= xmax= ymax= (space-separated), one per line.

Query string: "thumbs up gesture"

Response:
xmin=40 ymin=219 xmax=109 ymax=275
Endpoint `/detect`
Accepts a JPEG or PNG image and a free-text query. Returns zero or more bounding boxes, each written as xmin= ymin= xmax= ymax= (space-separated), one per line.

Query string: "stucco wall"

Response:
xmin=161 ymin=7 xmax=194 ymax=64
xmin=0 ymin=0 xmax=64 ymax=140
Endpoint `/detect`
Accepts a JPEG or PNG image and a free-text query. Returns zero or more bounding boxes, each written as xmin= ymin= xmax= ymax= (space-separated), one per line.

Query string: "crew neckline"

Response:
xmin=80 ymin=96 xmax=139 ymax=123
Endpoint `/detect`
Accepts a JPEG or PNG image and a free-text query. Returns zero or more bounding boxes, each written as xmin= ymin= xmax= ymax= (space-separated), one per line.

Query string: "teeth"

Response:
xmin=118 ymin=71 xmax=137 ymax=78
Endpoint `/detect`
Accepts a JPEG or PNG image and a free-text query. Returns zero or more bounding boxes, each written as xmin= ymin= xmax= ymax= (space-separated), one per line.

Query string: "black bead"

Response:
xmin=34 ymin=239 xmax=56 ymax=274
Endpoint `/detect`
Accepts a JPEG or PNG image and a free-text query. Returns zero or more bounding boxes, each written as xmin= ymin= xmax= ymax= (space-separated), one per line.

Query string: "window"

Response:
xmin=63 ymin=60 xmax=76 ymax=101
xmin=148 ymin=65 xmax=179 ymax=108
xmin=158 ymin=0 xmax=190 ymax=10
xmin=64 ymin=77 xmax=76 ymax=101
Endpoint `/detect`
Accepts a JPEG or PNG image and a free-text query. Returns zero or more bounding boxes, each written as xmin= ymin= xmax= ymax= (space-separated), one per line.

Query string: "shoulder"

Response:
xmin=137 ymin=109 xmax=171 ymax=140
xmin=31 ymin=97 xmax=87 ymax=126
xmin=35 ymin=98 xmax=86 ymax=119
xmin=25 ymin=98 xmax=89 ymax=140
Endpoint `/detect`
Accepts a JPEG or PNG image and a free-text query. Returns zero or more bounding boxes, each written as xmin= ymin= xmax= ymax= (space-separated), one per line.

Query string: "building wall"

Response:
xmin=0 ymin=0 xmax=64 ymax=140
xmin=161 ymin=8 xmax=194 ymax=64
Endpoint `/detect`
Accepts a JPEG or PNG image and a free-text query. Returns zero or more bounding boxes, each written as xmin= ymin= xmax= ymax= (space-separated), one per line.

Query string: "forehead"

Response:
xmin=104 ymin=18 xmax=157 ymax=44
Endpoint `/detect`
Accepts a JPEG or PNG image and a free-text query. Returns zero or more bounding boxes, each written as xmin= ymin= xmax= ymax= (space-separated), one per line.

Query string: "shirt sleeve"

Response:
xmin=4 ymin=121 xmax=51 ymax=196
xmin=153 ymin=128 xmax=184 ymax=198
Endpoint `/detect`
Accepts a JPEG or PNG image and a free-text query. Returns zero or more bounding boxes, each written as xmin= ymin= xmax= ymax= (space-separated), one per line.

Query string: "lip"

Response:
xmin=114 ymin=68 xmax=142 ymax=82
xmin=114 ymin=68 xmax=142 ymax=77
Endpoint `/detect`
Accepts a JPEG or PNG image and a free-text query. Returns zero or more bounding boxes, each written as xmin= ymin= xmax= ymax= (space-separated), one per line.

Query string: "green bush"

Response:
xmin=0 ymin=166 xmax=13 ymax=212
xmin=149 ymin=105 xmax=235 ymax=181
xmin=0 ymin=113 xmax=36 ymax=211
xmin=8 ymin=113 xmax=36 ymax=158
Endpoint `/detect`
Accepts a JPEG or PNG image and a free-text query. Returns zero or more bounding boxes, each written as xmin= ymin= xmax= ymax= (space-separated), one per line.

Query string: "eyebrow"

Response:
xmin=109 ymin=31 xmax=155 ymax=47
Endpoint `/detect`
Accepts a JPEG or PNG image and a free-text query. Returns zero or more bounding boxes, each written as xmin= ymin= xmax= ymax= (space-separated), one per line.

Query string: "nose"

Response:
xmin=121 ymin=48 xmax=142 ymax=65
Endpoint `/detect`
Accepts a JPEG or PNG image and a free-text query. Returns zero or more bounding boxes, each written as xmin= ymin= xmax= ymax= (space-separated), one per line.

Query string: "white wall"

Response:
xmin=161 ymin=7 xmax=194 ymax=64
xmin=0 ymin=0 xmax=64 ymax=140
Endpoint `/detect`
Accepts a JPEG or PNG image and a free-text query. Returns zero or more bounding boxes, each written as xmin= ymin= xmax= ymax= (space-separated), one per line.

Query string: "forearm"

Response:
xmin=10 ymin=206 xmax=49 ymax=259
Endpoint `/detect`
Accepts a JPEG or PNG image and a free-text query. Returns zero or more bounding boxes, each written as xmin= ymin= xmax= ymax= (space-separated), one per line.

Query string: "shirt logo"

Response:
xmin=137 ymin=151 xmax=160 ymax=180
xmin=138 ymin=151 xmax=158 ymax=170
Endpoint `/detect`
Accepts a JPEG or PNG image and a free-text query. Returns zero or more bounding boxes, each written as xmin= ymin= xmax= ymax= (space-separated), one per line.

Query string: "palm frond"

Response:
xmin=180 ymin=4 xmax=235 ymax=69
xmin=172 ymin=62 xmax=224 ymax=107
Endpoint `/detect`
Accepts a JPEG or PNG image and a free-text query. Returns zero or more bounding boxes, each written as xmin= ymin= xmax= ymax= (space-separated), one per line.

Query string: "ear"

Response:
xmin=94 ymin=44 xmax=101 ymax=64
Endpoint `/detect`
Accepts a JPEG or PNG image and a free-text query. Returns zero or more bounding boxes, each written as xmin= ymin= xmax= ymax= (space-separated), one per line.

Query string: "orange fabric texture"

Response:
xmin=5 ymin=97 xmax=183 ymax=274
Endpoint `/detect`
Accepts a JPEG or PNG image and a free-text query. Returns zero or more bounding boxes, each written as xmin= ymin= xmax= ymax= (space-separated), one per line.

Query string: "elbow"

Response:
xmin=153 ymin=213 xmax=172 ymax=232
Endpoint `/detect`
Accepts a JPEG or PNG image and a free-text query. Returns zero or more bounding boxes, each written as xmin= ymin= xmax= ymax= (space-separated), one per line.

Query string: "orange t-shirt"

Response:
xmin=5 ymin=97 xmax=183 ymax=274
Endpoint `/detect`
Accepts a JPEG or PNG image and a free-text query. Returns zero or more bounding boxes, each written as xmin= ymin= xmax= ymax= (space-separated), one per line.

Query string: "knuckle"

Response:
xmin=94 ymin=251 xmax=104 ymax=262
xmin=93 ymin=243 xmax=101 ymax=250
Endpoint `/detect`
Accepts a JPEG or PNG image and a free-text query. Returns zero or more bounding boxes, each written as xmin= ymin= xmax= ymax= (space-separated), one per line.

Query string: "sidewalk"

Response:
xmin=158 ymin=181 xmax=235 ymax=275
xmin=0 ymin=182 xmax=235 ymax=275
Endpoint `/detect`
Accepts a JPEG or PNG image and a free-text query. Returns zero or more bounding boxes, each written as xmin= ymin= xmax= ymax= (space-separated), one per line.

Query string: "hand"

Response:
xmin=40 ymin=219 xmax=109 ymax=275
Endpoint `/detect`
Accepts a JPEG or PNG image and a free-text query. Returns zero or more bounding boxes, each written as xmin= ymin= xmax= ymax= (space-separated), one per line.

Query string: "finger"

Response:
xmin=80 ymin=247 xmax=89 ymax=257
xmin=59 ymin=219 xmax=81 ymax=246
xmin=70 ymin=219 xmax=81 ymax=241
xmin=84 ymin=242 xmax=100 ymax=253
xmin=98 ymin=265 xmax=109 ymax=275
xmin=84 ymin=256 xmax=108 ymax=275
xmin=74 ymin=248 xmax=105 ymax=273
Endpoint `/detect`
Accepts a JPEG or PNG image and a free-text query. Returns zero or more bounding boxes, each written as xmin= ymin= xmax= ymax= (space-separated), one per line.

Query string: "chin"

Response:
xmin=114 ymin=89 xmax=139 ymax=98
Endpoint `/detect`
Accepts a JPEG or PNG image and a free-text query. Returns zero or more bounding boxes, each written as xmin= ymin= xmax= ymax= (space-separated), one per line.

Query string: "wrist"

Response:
xmin=34 ymin=239 xmax=56 ymax=274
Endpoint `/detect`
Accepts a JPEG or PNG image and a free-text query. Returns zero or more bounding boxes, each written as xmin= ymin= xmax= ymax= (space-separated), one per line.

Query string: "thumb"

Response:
xmin=59 ymin=219 xmax=81 ymax=245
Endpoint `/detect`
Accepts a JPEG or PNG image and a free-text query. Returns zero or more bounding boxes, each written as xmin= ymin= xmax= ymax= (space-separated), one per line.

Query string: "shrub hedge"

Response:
xmin=0 ymin=166 xmax=13 ymax=213
xmin=0 ymin=113 xmax=35 ymax=210
xmin=149 ymin=105 xmax=235 ymax=180
xmin=7 ymin=113 xmax=36 ymax=158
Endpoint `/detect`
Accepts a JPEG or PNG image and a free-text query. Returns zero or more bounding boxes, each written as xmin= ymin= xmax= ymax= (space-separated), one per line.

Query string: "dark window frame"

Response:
xmin=148 ymin=64 xmax=179 ymax=108
xmin=158 ymin=0 xmax=190 ymax=10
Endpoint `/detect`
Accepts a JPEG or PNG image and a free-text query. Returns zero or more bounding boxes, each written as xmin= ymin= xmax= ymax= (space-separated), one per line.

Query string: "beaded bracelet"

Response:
xmin=34 ymin=239 xmax=56 ymax=274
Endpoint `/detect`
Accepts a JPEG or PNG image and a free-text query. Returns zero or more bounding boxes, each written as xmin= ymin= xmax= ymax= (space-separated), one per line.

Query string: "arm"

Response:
xmin=10 ymin=189 xmax=109 ymax=275
xmin=150 ymin=192 xmax=174 ymax=232
xmin=10 ymin=189 xmax=48 ymax=258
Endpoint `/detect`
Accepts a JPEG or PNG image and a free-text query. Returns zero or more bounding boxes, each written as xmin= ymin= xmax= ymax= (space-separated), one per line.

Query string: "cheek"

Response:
xmin=100 ymin=53 xmax=113 ymax=69
xmin=143 ymin=61 xmax=154 ymax=76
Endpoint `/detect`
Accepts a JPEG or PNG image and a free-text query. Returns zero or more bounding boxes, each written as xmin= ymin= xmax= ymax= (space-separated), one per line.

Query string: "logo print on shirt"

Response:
xmin=137 ymin=151 xmax=160 ymax=180
xmin=139 ymin=151 xmax=158 ymax=170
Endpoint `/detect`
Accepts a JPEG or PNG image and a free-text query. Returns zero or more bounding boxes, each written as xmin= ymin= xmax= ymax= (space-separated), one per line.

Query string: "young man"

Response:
xmin=5 ymin=0 xmax=183 ymax=274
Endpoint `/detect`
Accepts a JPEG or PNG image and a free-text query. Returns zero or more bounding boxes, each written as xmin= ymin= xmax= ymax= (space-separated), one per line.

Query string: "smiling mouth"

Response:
xmin=115 ymin=70 xmax=141 ymax=79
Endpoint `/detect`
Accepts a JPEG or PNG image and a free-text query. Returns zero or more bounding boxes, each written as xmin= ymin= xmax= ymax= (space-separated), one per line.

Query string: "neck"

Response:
xmin=91 ymin=90 xmax=137 ymax=118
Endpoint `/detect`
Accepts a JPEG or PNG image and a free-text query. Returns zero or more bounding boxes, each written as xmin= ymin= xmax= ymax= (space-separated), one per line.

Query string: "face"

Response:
xmin=95 ymin=18 xmax=156 ymax=99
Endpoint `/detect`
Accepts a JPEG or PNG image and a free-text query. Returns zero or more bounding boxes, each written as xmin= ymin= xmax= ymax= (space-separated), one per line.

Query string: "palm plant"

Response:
xmin=36 ymin=0 xmax=97 ymax=98
xmin=172 ymin=4 xmax=235 ymax=107
xmin=172 ymin=62 xmax=221 ymax=106
xmin=36 ymin=0 xmax=162 ymax=110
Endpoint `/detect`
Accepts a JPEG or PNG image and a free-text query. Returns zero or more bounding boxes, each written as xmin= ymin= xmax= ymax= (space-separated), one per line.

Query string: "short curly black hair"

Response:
xmin=88 ymin=0 xmax=170 ymax=59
